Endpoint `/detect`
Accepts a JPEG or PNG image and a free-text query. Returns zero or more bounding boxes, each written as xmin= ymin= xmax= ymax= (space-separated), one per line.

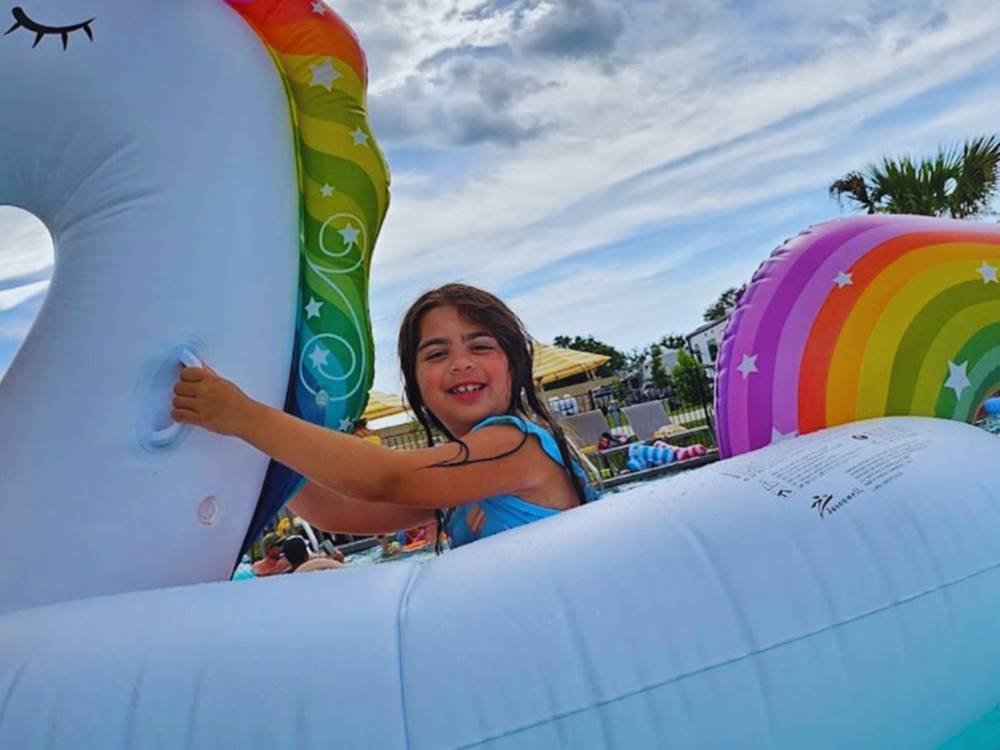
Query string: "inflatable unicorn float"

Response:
xmin=0 ymin=0 xmax=389 ymax=613
xmin=1 ymin=2 xmax=1000 ymax=748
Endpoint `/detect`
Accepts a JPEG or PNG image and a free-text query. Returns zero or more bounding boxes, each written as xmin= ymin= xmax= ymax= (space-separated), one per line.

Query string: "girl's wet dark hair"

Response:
xmin=397 ymin=283 xmax=598 ymax=553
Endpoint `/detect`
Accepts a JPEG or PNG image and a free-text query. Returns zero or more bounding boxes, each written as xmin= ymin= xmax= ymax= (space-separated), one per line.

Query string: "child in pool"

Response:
xmin=171 ymin=284 xmax=599 ymax=549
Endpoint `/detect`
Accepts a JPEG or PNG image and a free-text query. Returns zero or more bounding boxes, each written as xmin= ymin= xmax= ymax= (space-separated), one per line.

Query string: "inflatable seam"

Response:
xmin=0 ymin=661 xmax=27 ymax=732
xmin=451 ymin=556 xmax=1000 ymax=749
xmin=679 ymin=521 xmax=779 ymax=746
xmin=396 ymin=562 xmax=423 ymax=750
xmin=52 ymin=141 xmax=135 ymax=231
xmin=122 ymin=657 xmax=148 ymax=749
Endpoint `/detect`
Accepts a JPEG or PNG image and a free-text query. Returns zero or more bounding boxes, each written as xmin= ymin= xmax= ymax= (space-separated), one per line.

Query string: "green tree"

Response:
xmin=704 ymin=286 xmax=745 ymax=323
xmin=551 ymin=334 xmax=625 ymax=377
xmin=672 ymin=349 xmax=710 ymax=406
xmin=649 ymin=344 xmax=671 ymax=392
xmin=658 ymin=333 xmax=687 ymax=350
xmin=829 ymin=135 xmax=1000 ymax=218
xmin=624 ymin=346 xmax=649 ymax=388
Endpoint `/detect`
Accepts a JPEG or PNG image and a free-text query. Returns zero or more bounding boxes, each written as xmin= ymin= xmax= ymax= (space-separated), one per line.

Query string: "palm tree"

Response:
xmin=829 ymin=135 xmax=1000 ymax=219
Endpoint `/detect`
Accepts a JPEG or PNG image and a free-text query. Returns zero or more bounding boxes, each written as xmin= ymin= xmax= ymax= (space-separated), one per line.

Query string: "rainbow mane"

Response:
xmin=226 ymin=0 xmax=391 ymax=542
xmin=717 ymin=215 xmax=1000 ymax=457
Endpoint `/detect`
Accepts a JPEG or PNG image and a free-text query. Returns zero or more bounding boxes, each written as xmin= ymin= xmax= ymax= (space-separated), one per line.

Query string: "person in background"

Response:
xmin=353 ymin=418 xmax=381 ymax=445
xmin=378 ymin=534 xmax=401 ymax=558
xmin=318 ymin=538 xmax=347 ymax=564
xmin=252 ymin=532 xmax=290 ymax=577
xmin=283 ymin=535 xmax=345 ymax=574
xmin=402 ymin=521 xmax=436 ymax=549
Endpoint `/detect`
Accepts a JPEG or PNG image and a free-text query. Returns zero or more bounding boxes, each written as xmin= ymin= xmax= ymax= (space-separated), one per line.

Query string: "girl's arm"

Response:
xmin=173 ymin=367 xmax=561 ymax=510
xmin=288 ymin=482 xmax=434 ymax=535
xmin=239 ymin=401 xmax=549 ymax=509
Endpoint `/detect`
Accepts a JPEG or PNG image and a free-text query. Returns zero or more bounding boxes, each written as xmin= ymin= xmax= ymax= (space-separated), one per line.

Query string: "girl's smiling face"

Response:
xmin=415 ymin=305 xmax=512 ymax=437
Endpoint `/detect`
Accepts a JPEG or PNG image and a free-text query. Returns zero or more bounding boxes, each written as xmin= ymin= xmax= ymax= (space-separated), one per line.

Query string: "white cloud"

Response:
xmin=0 ymin=206 xmax=54 ymax=288
xmin=355 ymin=0 xmax=1000 ymax=388
xmin=0 ymin=208 xmax=52 ymax=377
xmin=0 ymin=290 xmax=47 ymax=382
xmin=0 ymin=280 xmax=49 ymax=313
xmin=0 ymin=315 xmax=37 ymax=342
xmin=369 ymin=0 xmax=1000 ymax=291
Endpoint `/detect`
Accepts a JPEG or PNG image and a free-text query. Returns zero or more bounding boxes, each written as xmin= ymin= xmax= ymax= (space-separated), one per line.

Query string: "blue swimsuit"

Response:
xmin=445 ymin=415 xmax=600 ymax=549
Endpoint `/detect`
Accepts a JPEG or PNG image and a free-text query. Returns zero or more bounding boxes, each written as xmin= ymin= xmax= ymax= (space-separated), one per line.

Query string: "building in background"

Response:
xmin=642 ymin=347 xmax=681 ymax=382
xmin=686 ymin=317 xmax=729 ymax=378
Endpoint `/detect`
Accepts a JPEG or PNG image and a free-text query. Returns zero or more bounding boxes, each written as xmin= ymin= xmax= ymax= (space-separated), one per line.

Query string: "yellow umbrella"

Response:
xmin=532 ymin=340 xmax=610 ymax=386
xmin=362 ymin=342 xmax=609 ymax=418
xmin=362 ymin=390 xmax=409 ymax=421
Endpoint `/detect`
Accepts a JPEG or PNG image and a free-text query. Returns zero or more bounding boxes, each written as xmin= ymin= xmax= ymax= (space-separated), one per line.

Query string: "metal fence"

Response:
xmin=546 ymin=385 xmax=717 ymax=420
xmin=380 ymin=426 xmax=446 ymax=451
xmin=669 ymin=403 xmax=714 ymax=428
xmin=376 ymin=392 xmax=717 ymax=451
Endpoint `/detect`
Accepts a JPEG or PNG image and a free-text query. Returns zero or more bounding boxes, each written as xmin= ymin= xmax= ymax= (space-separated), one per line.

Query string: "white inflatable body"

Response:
xmin=0 ymin=0 xmax=298 ymax=613
xmin=3 ymin=417 xmax=1000 ymax=749
xmin=4 ymin=2 xmax=1000 ymax=749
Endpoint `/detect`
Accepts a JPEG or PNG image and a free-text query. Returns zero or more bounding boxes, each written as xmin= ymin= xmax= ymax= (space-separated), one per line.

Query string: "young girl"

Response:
xmin=171 ymin=284 xmax=599 ymax=549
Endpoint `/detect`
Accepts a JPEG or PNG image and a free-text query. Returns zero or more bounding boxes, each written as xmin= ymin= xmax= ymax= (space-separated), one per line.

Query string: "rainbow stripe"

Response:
xmin=226 ymin=0 xmax=390 ymax=539
xmin=227 ymin=0 xmax=390 ymax=434
xmin=716 ymin=215 xmax=1000 ymax=457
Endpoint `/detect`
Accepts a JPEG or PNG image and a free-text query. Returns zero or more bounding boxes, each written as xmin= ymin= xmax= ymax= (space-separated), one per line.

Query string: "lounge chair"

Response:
xmin=561 ymin=409 xmax=647 ymax=480
xmin=623 ymin=401 xmax=716 ymax=448
xmin=622 ymin=401 xmax=674 ymax=442
xmin=560 ymin=409 xmax=611 ymax=452
xmin=607 ymin=401 xmax=719 ymax=484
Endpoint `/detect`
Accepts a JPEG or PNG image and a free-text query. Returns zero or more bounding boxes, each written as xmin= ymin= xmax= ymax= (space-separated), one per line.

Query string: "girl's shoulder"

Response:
xmin=471 ymin=415 xmax=563 ymax=466
xmin=470 ymin=414 xmax=601 ymax=504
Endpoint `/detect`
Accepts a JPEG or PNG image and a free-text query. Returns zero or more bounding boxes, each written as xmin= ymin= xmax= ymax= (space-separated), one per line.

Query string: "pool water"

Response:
xmin=344 ymin=543 xmax=435 ymax=567
xmin=937 ymin=701 xmax=1000 ymax=749
xmin=979 ymin=416 xmax=1000 ymax=435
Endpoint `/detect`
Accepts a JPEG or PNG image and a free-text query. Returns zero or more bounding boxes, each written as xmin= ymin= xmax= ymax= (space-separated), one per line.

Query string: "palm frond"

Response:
xmin=830 ymin=135 xmax=1000 ymax=219
xmin=948 ymin=135 xmax=1000 ymax=218
xmin=829 ymin=171 xmax=876 ymax=213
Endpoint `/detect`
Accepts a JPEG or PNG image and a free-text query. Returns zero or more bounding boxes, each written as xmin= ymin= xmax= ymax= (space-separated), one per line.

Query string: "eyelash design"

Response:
xmin=4 ymin=6 xmax=95 ymax=50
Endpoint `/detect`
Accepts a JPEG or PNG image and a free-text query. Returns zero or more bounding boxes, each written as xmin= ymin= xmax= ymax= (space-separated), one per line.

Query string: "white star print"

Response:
xmin=834 ymin=271 xmax=853 ymax=288
xmin=309 ymin=345 xmax=330 ymax=369
xmin=315 ymin=390 xmax=330 ymax=407
xmin=339 ymin=418 xmax=353 ymax=432
xmin=311 ymin=1 xmax=327 ymax=15
xmin=309 ymin=59 xmax=341 ymax=92
xmin=944 ymin=360 xmax=971 ymax=399
xmin=770 ymin=427 xmax=797 ymax=444
xmin=305 ymin=297 xmax=323 ymax=319
xmin=320 ymin=183 xmax=335 ymax=198
xmin=737 ymin=354 xmax=758 ymax=379
xmin=351 ymin=127 xmax=368 ymax=146
xmin=979 ymin=261 xmax=998 ymax=284
xmin=339 ymin=224 xmax=360 ymax=247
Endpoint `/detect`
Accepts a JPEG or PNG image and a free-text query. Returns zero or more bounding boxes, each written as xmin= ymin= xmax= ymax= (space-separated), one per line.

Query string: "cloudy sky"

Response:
xmin=3 ymin=0 xmax=1000 ymax=394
